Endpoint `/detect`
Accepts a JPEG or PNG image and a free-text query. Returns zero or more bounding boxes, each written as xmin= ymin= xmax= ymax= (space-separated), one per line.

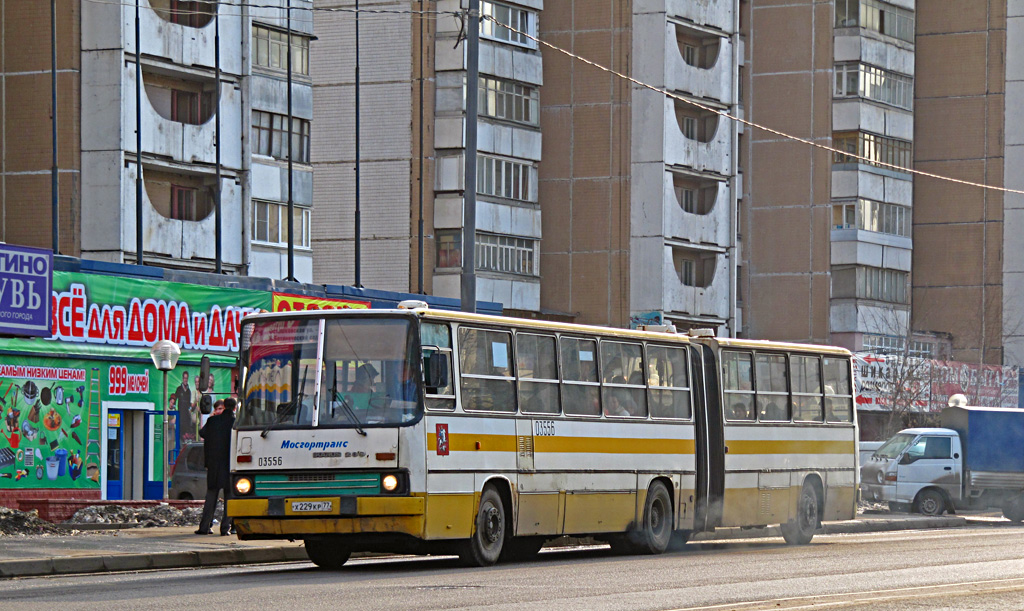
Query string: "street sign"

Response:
xmin=0 ymin=244 xmax=52 ymax=337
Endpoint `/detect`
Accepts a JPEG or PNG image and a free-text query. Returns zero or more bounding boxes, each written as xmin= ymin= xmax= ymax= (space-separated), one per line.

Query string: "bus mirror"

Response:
xmin=425 ymin=351 xmax=450 ymax=390
xmin=199 ymin=355 xmax=211 ymax=392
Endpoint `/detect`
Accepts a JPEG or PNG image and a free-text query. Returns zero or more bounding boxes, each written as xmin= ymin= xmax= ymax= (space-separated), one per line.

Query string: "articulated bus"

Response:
xmin=227 ymin=305 xmax=857 ymax=568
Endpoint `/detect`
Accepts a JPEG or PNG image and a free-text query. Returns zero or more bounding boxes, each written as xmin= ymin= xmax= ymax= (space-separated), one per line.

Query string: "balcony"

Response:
xmin=666 ymin=22 xmax=734 ymax=105
xmin=664 ymin=172 xmax=731 ymax=246
xmin=124 ymin=65 xmax=243 ymax=169
xmin=124 ymin=0 xmax=244 ymax=76
xmin=662 ymin=244 xmax=729 ymax=320
xmin=665 ymin=98 xmax=733 ymax=175
xmin=666 ymin=0 xmax=735 ymax=34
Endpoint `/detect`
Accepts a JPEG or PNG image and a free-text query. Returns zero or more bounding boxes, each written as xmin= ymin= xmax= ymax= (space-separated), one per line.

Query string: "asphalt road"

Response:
xmin=4 ymin=524 xmax=1024 ymax=610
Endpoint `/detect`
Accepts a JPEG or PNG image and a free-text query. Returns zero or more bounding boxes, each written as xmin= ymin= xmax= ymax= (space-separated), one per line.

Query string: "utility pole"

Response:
xmin=461 ymin=0 xmax=479 ymax=313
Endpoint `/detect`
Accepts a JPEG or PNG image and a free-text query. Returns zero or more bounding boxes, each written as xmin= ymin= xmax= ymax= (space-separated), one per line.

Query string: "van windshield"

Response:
xmin=874 ymin=433 xmax=917 ymax=458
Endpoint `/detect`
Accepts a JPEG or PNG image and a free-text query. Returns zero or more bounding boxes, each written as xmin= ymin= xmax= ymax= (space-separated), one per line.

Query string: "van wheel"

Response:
xmin=305 ymin=537 xmax=352 ymax=569
xmin=915 ymin=489 xmax=946 ymax=516
xmin=460 ymin=486 xmax=505 ymax=566
xmin=781 ymin=483 xmax=819 ymax=545
xmin=1003 ymin=495 xmax=1024 ymax=522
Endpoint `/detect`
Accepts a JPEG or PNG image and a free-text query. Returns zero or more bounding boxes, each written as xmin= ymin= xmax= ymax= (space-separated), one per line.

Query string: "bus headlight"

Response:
xmin=382 ymin=474 xmax=399 ymax=492
xmin=235 ymin=477 xmax=253 ymax=495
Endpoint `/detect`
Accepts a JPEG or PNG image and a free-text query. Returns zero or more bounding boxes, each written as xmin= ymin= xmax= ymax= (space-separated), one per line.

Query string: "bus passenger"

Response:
xmin=350 ymin=364 xmax=378 ymax=394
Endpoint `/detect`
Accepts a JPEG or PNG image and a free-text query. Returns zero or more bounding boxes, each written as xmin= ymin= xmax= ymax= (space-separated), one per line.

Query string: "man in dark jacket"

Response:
xmin=196 ymin=397 xmax=235 ymax=535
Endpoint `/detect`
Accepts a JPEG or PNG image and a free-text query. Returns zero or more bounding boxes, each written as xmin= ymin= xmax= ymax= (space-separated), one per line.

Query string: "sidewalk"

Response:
xmin=0 ymin=513 xmax=1002 ymax=579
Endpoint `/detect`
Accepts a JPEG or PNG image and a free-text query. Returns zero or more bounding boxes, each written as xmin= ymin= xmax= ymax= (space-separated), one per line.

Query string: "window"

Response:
xmin=253 ymin=25 xmax=310 ymax=76
xmin=680 ymin=259 xmax=696 ymax=286
xmin=169 ymin=0 xmax=212 ymax=28
xmin=480 ymin=1 xmax=537 ymax=48
xmin=170 ymin=89 xmax=214 ymax=125
xmin=861 ymin=335 xmax=934 ymax=357
xmin=459 ymin=327 xmax=516 ymax=412
xmin=476 ymin=233 xmax=537 ymax=276
xmin=477 ymin=155 xmax=535 ymax=202
xmin=600 ymin=341 xmax=647 ymax=418
xmin=682 ymin=116 xmax=698 ymax=140
xmin=832 ymin=266 xmax=909 ymax=303
xmin=252 ymin=110 xmax=311 ymax=163
xmin=170 ymin=185 xmax=213 ymax=221
xmin=560 ymin=337 xmax=600 ymax=416
xmin=835 ymin=0 xmax=915 ymax=44
xmin=647 ymin=345 xmax=691 ymax=419
xmin=517 ymin=333 xmax=559 ymax=414
xmin=679 ymin=187 xmax=697 ymax=213
xmin=423 ymin=322 xmax=455 ymax=411
xmin=791 ymin=355 xmax=823 ymax=422
xmin=823 ymin=357 xmax=853 ymax=422
xmin=755 ymin=354 xmax=790 ymax=421
xmin=723 ymin=351 xmax=755 ymax=421
xmin=479 ymin=76 xmax=539 ymax=125
xmin=682 ymin=44 xmax=697 ymax=66
xmin=833 ymin=131 xmax=912 ymax=171
xmin=834 ymin=62 xmax=913 ymax=110
xmin=832 ymin=198 xmax=910 ymax=237
xmin=252 ymin=200 xmax=311 ymax=248
xmin=906 ymin=436 xmax=952 ymax=460
xmin=436 ymin=230 xmax=462 ymax=268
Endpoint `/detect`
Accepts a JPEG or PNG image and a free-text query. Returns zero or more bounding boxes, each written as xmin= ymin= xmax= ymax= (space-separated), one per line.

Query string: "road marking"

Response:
xmin=672 ymin=576 xmax=1024 ymax=610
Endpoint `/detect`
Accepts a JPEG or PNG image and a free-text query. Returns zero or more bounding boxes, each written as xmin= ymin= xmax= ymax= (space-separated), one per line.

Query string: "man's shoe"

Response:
xmin=194 ymin=529 xmax=212 ymax=535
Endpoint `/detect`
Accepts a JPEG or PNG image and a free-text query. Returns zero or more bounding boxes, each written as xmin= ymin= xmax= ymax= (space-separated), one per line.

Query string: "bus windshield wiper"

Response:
xmin=261 ymin=365 xmax=308 ymax=438
xmin=332 ymin=390 xmax=367 ymax=436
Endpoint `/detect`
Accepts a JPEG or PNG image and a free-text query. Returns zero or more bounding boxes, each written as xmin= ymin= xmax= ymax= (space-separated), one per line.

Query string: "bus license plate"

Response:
xmin=291 ymin=501 xmax=333 ymax=512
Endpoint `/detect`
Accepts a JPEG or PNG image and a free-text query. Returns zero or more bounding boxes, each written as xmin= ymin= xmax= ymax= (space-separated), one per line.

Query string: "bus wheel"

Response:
xmin=781 ymin=483 xmax=819 ymax=545
xmin=460 ymin=486 xmax=506 ymax=566
xmin=304 ymin=537 xmax=352 ymax=569
xmin=499 ymin=536 xmax=545 ymax=563
xmin=915 ymin=489 xmax=946 ymax=517
xmin=634 ymin=481 xmax=673 ymax=554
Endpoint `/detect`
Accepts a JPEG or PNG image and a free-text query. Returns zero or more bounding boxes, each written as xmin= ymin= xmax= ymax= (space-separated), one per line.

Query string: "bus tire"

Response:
xmin=304 ymin=537 xmax=352 ymax=569
xmin=781 ymin=482 xmax=819 ymax=545
xmin=914 ymin=489 xmax=946 ymax=517
xmin=632 ymin=481 xmax=673 ymax=554
xmin=499 ymin=536 xmax=545 ymax=563
xmin=460 ymin=486 xmax=506 ymax=567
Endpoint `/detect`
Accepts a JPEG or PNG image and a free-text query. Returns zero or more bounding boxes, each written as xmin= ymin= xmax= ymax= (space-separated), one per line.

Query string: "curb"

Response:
xmin=0 ymin=516 xmax=972 ymax=579
xmin=0 ymin=546 xmax=308 ymax=579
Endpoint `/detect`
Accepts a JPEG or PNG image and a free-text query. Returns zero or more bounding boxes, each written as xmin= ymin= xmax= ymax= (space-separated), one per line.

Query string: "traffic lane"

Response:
xmin=4 ymin=527 xmax=1024 ymax=610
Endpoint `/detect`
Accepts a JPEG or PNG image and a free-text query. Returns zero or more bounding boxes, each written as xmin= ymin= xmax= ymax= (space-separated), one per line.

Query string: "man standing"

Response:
xmin=196 ymin=397 xmax=235 ymax=536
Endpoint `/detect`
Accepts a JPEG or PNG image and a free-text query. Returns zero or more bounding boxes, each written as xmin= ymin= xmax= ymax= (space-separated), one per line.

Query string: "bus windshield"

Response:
xmin=237 ymin=316 xmax=421 ymax=429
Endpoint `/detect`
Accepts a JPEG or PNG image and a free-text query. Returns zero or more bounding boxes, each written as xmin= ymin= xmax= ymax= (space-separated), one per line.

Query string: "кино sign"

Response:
xmin=0 ymin=244 xmax=52 ymax=337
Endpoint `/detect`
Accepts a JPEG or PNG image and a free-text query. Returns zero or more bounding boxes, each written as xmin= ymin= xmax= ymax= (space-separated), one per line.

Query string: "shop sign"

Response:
xmin=49 ymin=272 xmax=270 ymax=354
xmin=273 ymin=292 xmax=370 ymax=312
xmin=0 ymin=244 xmax=52 ymax=338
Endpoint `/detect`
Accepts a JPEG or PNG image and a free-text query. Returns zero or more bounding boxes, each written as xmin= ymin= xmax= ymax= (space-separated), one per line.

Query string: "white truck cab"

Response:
xmin=860 ymin=428 xmax=962 ymax=515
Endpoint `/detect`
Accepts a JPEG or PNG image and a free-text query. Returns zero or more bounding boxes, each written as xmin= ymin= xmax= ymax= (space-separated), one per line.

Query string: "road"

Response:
xmin=4 ymin=524 xmax=1024 ymax=610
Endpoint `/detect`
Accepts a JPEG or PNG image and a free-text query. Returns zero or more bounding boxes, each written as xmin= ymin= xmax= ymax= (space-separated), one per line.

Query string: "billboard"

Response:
xmin=0 ymin=244 xmax=52 ymax=337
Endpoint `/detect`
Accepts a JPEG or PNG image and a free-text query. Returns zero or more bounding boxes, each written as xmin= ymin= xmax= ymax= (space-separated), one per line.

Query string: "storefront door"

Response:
xmin=105 ymin=410 xmax=125 ymax=500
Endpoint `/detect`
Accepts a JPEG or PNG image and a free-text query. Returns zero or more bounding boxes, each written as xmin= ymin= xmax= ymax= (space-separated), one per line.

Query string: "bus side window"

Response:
xmin=517 ymin=333 xmax=560 ymax=414
xmin=792 ymin=355 xmax=823 ymax=422
xmin=560 ymin=337 xmax=601 ymax=417
xmin=823 ymin=357 xmax=853 ymax=423
xmin=755 ymin=353 xmax=790 ymax=422
xmin=459 ymin=327 xmax=516 ymax=412
xmin=422 ymin=323 xmax=456 ymax=411
xmin=647 ymin=344 xmax=691 ymax=419
xmin=722 ymin=351 xmax=755 ymax=421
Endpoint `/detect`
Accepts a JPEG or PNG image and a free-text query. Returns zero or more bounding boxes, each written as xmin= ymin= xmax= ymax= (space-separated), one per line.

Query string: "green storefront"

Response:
xmin=0 ymin=271 xmax=268 ymax=502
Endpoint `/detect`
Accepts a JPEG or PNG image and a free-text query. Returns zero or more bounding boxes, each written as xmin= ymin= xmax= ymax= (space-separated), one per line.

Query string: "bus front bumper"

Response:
xmin=228 ymin=496 xmax=425 ymax=538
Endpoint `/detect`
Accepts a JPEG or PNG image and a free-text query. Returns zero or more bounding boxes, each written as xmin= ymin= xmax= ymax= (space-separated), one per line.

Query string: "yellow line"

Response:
xmin=728 ymin=439 xmax=855 ymax=455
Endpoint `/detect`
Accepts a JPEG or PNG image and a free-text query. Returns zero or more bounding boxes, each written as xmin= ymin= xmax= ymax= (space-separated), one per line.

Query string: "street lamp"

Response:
xmin=149 ymin=340 xmax=181 ymax=500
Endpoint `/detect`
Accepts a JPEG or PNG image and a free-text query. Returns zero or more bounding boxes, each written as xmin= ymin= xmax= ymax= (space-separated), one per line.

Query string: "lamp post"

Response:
xmin=149 ymin=340 xmax=181 ymax=500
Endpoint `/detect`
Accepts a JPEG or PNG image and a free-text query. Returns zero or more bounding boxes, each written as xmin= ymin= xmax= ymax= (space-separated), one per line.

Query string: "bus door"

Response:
xmin=691 ymin=343 xmax=725 ymax=531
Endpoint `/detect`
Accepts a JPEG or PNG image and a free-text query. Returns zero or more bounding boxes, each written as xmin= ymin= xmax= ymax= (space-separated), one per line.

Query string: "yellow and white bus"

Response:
xmin=227 ymin=305 xmax=857 ymax=568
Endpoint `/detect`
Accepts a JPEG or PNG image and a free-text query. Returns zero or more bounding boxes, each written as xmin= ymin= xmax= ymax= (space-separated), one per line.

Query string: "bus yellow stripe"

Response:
xmin=728 ymin=439 xmax=855 ymax=454
xmin=427 ymin=433 xmax=695 ymax=455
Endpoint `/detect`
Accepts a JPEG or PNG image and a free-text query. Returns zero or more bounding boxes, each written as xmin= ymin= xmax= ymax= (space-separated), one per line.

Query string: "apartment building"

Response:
xmin=0 ymin=0 xmax=312 ymax=280
xmin=537 ymin=1 xmax=741 ymax=331
xmin=311 ymin=0 xmax=543 ymax=312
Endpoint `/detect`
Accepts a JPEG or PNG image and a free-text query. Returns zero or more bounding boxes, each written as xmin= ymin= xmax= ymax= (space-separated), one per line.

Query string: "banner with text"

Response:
xmin=854 ymin=354 xmax=1020 ymax=412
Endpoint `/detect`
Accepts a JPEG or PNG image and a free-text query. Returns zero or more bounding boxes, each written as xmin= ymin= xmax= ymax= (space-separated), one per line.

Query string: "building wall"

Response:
xmin=1004 ymin=2 xmax=1024 ymax=368
xmin=742 ymin=0 xmax=833 ymax=343
xmin=311 ymin=0 xmax=413 ymax=292
xmin=914 ymin=0 xmax=1005 ymax=364
xmin=538 ymin=1 xmax=632 ymax=326
xmin=1 ymin=0 xmax=82 ymax=256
